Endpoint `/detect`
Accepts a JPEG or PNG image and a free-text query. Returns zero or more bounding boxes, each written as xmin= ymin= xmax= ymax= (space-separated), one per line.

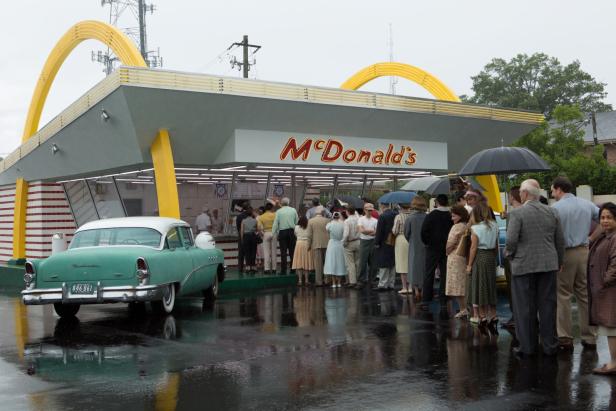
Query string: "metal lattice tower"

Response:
xmin=387 ymin=23 xmax=397 ymax=95
xmin=92 ymin=0 xmax=163 ymax=75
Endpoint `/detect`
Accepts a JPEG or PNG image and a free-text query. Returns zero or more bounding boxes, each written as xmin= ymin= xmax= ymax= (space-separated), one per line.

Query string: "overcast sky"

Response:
xmin=1 ymin=0 xmax=615 ymax=155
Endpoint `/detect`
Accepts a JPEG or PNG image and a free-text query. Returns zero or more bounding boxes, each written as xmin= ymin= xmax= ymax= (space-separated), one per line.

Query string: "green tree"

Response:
xmin=514 ymin=105 xmax=616 ymax=194
xmin=465 ymin=53 xmax=611 ymax=118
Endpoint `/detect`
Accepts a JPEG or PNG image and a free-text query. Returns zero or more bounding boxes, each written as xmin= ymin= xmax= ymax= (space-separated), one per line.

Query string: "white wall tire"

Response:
xmin=152 ymin=284 xmax=176 ymax=314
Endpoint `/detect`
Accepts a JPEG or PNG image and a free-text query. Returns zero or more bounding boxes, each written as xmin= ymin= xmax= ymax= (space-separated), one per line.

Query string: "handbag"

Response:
xmin=255 ymin=232 xmax=263 ymax=244
xmin=455 ymin=229 xmax=471 ymax=258
xmin=385 ymin=232 xmax=396 ymax=247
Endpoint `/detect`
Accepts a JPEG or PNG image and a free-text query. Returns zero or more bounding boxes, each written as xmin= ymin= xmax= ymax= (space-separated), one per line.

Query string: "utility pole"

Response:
xmin=228 ymin=35 xmax=261 ymax=78
xmin=138 ymin=0 xmax=148 ymax=60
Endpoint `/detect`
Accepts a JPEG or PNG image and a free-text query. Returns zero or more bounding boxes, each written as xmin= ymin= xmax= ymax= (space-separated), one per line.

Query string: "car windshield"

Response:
xmin=69 ymin=227 xmax=162 ymax=249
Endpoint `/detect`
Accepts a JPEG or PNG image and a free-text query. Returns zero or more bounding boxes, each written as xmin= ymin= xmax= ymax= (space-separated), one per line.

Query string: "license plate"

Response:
xmin=70 ymin=283 xmax=94 ymax=295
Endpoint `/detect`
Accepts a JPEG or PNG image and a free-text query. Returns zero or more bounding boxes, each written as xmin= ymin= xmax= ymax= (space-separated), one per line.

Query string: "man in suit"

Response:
xmin=374 ymin=202 xmax=397 ymax=291
xmin=506 ymin=179 xmax=565 ymax=357
xmin=307 ymin=207 xmax=330 ymax=286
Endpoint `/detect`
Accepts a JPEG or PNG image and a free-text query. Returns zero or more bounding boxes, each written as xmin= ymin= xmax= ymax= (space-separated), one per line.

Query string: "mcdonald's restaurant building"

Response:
xmin=0 ymin=23 xmax=542 ymax=267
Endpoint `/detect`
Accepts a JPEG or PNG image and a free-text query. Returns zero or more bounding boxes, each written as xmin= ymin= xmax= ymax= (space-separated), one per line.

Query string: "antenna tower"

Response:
xmin=387 ymin=23 xmax=397 ymax=95
xmin=92 ymin=0 xmax=163 ymax=75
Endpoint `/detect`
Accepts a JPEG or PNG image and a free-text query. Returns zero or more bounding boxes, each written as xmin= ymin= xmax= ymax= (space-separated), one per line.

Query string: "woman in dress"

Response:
xmin=240 ymin=208 xmax=258 ymax=274
xmin=324 ymin=212 xmax=347 ymax=288
xmin=393 ymin=203 xmax=412 ymax=294
xmin=445 ymin=205 xmax=470 ymax=318
xmin=404 ymin=196 xmax=428 ymax=300
xmin=588 ymin=203 xmax=616 ymax=375
xmin=466 ymin=202 xmax=499 ymax=327
xmin=292 ymin=216 xmax=313 ymax=286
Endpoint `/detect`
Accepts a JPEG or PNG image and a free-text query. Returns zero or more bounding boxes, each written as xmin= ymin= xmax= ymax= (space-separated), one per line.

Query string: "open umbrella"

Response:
xmin=401 ymin=176 xmax=449 ymax=195
xmin=459 ymin=146 xmax=550 ymax=176
xmin=334 ymin=195 xmax=364 ymax=209
xmin=377 ymin=191 xmax=416 ymax=204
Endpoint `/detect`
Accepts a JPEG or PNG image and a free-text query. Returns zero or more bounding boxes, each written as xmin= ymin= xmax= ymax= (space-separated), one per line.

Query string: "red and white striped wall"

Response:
xmin=0 ymin=182 xmax=76 ymax=263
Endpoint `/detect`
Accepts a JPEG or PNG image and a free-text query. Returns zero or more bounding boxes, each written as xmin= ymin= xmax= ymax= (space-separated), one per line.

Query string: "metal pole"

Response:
xmin=112 ymin=176 xmax=128 ymax=217
xmin=138 ymin=0 xmax=148 ymax=62
xmin=264 ymin=172 xmax=272 ymax=201
xmin=331 ymin=175 xmax=339 ymax=201
xmin=290 ymin=175 xmax=296 ymax=208
xmin=227 ymin=173 xmax=237 ymax=234
xmin=393 ymin=176 xmax=398 ymax=191
xmin=360 ymin=175 xmax=367 ymax=198
xmin=242 ymin=35 xmax=249 ymax=78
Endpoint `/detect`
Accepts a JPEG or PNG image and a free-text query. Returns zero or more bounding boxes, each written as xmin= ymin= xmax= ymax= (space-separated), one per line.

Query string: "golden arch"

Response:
xmin=13 ymin=20 xmax=179 ymax=260
xmin=341 ymin=62 xmax=503 ymax=212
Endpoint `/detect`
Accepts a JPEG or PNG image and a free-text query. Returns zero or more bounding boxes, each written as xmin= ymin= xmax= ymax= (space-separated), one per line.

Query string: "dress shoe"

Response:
xmin=558 ymin=341 xmax=574 ymax=352
xmin=512 ymin=347 xmax=534 ymax=359
xmin=581 ymin=340 xmax=597 ymax=350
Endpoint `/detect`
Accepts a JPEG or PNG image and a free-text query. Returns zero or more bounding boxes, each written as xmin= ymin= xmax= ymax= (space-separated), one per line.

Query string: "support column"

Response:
xmin=151 ymin=129 xmax=180 ymax=218
xmin=476 ymin=175 xmax=503 ymax=213
xmin=11 ymin=178 xmax=28 ymax=263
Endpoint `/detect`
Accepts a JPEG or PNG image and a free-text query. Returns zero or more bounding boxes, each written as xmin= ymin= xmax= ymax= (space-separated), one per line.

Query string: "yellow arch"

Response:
xmin=13 ymin=20 xmax=179 ymax=260
xmin=341 ymin=62 xmax=503 ymax=212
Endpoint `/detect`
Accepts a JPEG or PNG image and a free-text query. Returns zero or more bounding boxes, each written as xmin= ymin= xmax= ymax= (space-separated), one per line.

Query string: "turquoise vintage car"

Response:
xmin=22 ymin=217 xmax=225 ymax=317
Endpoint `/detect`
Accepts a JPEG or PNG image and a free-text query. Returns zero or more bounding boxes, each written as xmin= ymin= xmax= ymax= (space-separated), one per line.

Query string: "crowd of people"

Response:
xmin=227 ymin=175 xmax=616 ymax=375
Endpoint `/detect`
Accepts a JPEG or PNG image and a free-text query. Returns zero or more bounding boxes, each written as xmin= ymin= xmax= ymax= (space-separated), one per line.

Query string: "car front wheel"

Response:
xmin=203 ymin=273 xmax=219 ymax=302
xmin=53 ymin=303 xmax=80 ymax=318
xmin=152 ymin=284 xmax=176 ymax=314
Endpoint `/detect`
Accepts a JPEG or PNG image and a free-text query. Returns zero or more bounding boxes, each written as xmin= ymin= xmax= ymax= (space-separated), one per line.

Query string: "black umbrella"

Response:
xmin=334 ymin=195 xmax=364 ymax=209
xmin=458 ymin=147 xmax=550 ymax=176
xmin=401 ymin=176 xmax=449 ymax=195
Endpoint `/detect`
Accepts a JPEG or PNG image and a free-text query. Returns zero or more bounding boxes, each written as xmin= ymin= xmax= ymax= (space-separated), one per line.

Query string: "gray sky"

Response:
xmin=2 ymin=0 xmax=615 ymax=154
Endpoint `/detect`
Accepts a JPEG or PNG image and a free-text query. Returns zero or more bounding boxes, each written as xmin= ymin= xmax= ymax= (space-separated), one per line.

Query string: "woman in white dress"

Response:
xmin=324 ymin=212 xmax=347 ymax=288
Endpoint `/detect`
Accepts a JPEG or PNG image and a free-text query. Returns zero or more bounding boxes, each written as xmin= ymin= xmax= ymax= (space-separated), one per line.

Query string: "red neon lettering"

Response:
xmin=342 ymin=149 xmax=357 ymax=163
xmin=321 ymin=139 xmax=343 ymax=162
xmin=372 ymin=150 xmax=385 ymax=164
xmin=357 ymin=150 xmax=371 ymax=163
xmin=405 ymin=148 xmax=417 ymax=165
xmin=280 ymin=138 xmax=312 ymax=161
xmin=314 ymin=139 xmax=326 ymax=150
xmin=391 ymin=146 xmax=405 ymax=164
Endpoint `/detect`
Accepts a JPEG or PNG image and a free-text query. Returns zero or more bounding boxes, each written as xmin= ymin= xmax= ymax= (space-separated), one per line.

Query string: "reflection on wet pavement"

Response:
xmin=0 ymin=286 xmax=615 ymax=410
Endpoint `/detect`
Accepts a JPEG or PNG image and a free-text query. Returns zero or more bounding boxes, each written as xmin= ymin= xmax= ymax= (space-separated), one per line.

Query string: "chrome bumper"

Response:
xmin=22 ymin=282 xmax=164 ymax=305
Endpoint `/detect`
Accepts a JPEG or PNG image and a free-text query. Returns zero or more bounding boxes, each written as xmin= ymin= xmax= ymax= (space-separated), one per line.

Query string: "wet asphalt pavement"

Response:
xmin=0 ymin=285 xmax=615 ymax=411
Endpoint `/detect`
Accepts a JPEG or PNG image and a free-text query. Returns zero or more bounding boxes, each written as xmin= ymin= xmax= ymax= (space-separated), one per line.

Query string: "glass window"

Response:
xmin=63 ymin=181 xmax=99 ymax=227
xmin=87 ymin=179 xmax=126 ymax=219
xmin=179 ymin=226 xmax=194 ymax=247
xmin=166 ymin=228 xmax=183 ymax=249
xmin=69 ymin=228 xmax=162 ymax=249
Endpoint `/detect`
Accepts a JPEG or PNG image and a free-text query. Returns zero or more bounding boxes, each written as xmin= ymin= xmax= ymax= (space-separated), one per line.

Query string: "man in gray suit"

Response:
xmin=506 ymin=179 xmax=565 ymax=357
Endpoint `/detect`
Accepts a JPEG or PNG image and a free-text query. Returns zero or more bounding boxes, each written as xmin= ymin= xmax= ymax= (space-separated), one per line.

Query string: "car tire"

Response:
xmin=152 ymin=284 xmax=176 ymax=314
xmin=53 ymin=303 xmax=80 ymax=318
xmin=203 ymin=273 xmax=219 ymax=303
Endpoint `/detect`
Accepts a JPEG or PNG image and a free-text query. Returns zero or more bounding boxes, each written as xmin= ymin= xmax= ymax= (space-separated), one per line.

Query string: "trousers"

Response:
xmin=512 ymin=271 xmax=558 ymax=355
xmin=422 ymin=248 xmax=447 ymax=303
xmin=262 ymin=231 xmax=278 ymax=271
xmin=344 ymin=240 xmax=360 ymax=284
xmin=557 ymin=247 xmax=596 ymax=344
xmin=278 ymin=228 xmax=296 ymax=274
xmin=312 ymin=248 xmax=326 ymax=285
xmin=358 ymin=238 xmax=377 ymax=283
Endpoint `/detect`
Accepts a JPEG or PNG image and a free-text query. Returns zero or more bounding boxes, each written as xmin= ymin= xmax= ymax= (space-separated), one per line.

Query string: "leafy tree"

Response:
xmin=514 ymin=105 xmax=616 ymax=194
xmin=465 ymin=53 xmax=611 ymax=118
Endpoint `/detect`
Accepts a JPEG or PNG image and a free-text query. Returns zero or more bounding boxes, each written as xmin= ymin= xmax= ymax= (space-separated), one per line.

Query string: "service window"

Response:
xmin=166 ymin=228 xmax=183 ymax=249
xmin=179 ymin=226 xmax=194 ymax=247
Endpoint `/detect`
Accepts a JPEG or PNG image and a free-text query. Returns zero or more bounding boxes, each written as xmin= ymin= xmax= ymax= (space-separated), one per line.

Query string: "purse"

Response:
xmin=255 ymin=232 xmax=263 ymax=244
xmin=455 ymin=229 xmax=471 ymax=258
xmin=385 ymin=232 xmax=396 ymax=246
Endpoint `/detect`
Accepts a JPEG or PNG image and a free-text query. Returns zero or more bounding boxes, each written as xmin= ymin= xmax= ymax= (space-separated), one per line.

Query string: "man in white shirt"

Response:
xmin=356 ymin=203 xmax=378 ymax=288
xmin=195 ymin=207 xmax=212 ymax=234
xmin=342 ymin=204 xmax=361 ymax=287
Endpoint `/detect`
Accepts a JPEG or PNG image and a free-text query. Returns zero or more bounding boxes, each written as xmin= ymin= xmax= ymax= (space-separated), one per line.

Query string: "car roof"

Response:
xmin=75 ymin=217 xmax=189 ymax=234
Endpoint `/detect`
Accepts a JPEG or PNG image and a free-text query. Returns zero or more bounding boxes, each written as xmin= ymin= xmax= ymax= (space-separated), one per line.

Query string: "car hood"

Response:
xmin=37 ymin=247 xmax=160 ymax=282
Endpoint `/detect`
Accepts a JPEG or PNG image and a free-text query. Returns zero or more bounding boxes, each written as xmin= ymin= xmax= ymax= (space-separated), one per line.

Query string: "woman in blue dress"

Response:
xmin=324 ymin=212 xmax=347 ymax=288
